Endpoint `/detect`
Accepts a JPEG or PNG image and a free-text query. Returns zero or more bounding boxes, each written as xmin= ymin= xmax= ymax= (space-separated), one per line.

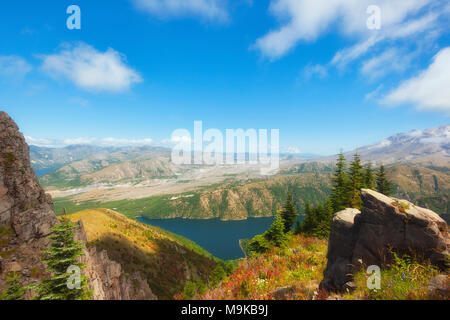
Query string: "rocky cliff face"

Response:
xmin=0 ymin=111 xmax=156 ymax=300
xmin=321 ymin=189 xmax=449 ymax=293
xmin=75 ymin=221 xmax=156 ymax=300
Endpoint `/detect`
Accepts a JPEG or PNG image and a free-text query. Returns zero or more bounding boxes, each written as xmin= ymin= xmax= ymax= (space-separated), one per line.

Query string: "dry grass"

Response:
xmin=199 ymin=235 xmax=328 ymax=300
xmin=64 ymin=209 xmax=218 ymax=299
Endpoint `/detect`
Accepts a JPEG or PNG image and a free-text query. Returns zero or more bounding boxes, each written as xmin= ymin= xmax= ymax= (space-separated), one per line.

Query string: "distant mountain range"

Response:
xmin=317 ymin=125 xmax=449 ymax=165
xmin=28 ymin=125 xmax=449 ymax=220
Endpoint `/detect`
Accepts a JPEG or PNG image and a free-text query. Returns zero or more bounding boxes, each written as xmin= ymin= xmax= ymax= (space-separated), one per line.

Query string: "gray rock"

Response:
xmin=271 ymin=286 xmax=297 ymax=300
xmin=428 ymin=275 xmax=449 ymax=298
xmin=321 ymin=189 xmax=450 ymax=293
xmin=320 ymin=208 xmax=360 ymax=292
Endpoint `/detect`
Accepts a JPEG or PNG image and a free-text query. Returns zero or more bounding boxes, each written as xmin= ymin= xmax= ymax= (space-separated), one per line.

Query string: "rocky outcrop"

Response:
xmin=0 ymin=111 xmax=156 ymax=300
xmin=321 ymin=189 xmax=450 ymax=293
xmin=320 ymin=208 xmax=361 ymax=292
xmin=0 ymin=112 xmax=57 ymax=240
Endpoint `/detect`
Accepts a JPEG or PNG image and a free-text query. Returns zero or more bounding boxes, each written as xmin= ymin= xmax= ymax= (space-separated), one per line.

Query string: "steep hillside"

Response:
xmin=64 ymin=209 xmax=220 ymax=299
xmin=387 ymin=165 xmax=450 ymax=215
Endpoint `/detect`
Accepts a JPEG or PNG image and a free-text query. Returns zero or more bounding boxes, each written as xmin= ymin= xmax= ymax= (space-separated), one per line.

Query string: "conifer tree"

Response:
xmin=348 ymin=154 xmax=364 ymax=209
xmin=35 ymin=219 xmax=91 ymax=300
xmin=281 ymin=192 xmax=298 ymax=233
xmin=376 ymin=165 xmax=393 ymax=196
xmin=0 ymin=272 xmax=25 ymax=300
xmin=264 ymin=213 xmax=289 ymax=248
xmin=363 ymin=161 xmax=376 ymax=189
xmin=298 ymin=200 xmax=333 ymax=239
xmin=249 ymin=213 xmax=288 ymax=253
xmin=331 ymin=152 xmax=349 ymax=212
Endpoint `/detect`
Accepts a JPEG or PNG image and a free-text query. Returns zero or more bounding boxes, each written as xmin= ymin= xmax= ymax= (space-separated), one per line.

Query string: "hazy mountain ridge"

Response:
xmin=314 ymin=125 xmax=450 ymax=165
xmin=32 ymin=125 xmax=449 ymax=220
xmin=39 ymin=146 xmax=174 ymax=188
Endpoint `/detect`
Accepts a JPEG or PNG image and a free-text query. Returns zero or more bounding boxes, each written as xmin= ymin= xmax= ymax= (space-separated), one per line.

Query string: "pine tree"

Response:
xmin=363 ymin=161 xmax=375 ymax=189
xmin=0 ymin=272 xmax=25 ymax=300
xmin=249 ymin=213 xmax=288 ymax=254
xmin=348 ymin=154 xmax=364 ymax=209
xmin=35 ymin=219 xmax=91 ymax=300
xmin=376 ymin=165 xmax=393 ymax=196
xmin=331 ymin=152 xmax=349 ymax=212
xmin=264 ymin=213 xmax=289 ymax=248
xmin=298 ymin=200 xmax=334 ymax=239
xmin=281 ymin=192 xmax=298 ymax=233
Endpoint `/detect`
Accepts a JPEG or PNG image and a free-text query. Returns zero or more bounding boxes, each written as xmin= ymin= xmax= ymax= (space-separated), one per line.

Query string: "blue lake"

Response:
xmin=137 ymin=216 xmax=276 ymax=260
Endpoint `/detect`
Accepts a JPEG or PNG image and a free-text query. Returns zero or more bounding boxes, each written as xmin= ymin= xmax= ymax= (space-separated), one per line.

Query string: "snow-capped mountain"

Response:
xmin=350 ymin=125 xmax=449 ymax=165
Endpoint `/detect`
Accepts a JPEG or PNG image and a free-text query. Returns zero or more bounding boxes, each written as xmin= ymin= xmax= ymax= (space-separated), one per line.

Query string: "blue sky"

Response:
xmin=0 ymin=0 xmax=449 ymax=155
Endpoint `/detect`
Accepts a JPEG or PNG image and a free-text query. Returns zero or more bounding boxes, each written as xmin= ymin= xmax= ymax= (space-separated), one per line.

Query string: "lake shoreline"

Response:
xmin=137 ymin=216 xmax=275 ymax=260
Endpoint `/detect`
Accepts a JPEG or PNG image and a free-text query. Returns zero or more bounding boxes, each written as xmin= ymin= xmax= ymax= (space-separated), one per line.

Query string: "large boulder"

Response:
xmin=320 ymin=208 xmax=361 ymax=292
xmin=321 ymin=189 xmax=449 ymax=293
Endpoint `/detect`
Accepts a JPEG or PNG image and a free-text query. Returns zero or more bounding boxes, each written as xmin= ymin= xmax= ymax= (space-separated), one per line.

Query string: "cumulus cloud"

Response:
xmin=0 ymin=55 xmax=32 ymax=80
xmin=383 ymin=47 xmax=450 ymax=112
xmin=41 ymin=43 xmax=142 ymax=92
xmin=254 ymin=0 xmax=437 ymax=60
xmin=132 ymin=0 xmax=228 ymax=21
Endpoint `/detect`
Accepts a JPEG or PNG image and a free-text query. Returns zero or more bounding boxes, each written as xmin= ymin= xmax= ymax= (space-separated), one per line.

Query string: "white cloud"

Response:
xmin=26 ymin=136 xmax=154 ymax=148
xmin=303 ymin=63 xmax=328 ymax=80
xmin=361 ymin=48 xmax=412 ymax=80
xmin=41 ymin=43 xmax=142 ymax=92
xmin=331 ymin=11 xmax=439 ymax=68
xmin=384 ymin=47 xmax=450 ymax=112
xmin=162 ymin=135 xmax=192 ymax=145
xmin=25 ymin=136 xmax=61 ymax=148
xmin=284 ymin=146 xmax=301 ymax=154
xmin=0 ymin=55 xmax=32 ymax=80
xmin=63 ymin=137 xmax=153 ymax=147
xmin=254 ymin=0 xmax=436 ymax=60
xmin=133 ymin=0 xmax=228 ymax=21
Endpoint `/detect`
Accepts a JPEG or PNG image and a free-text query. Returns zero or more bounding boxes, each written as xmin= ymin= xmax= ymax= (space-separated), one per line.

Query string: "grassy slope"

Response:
xmin=199 ymin=235 xmax=328 ymax=300
xmin=64 ymin=209 xmax=220 ymax=299
xmin=387 ymin=165 xmax=449 ymax=215
xmin=199 ymin=234 xmax=447 ymax=300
